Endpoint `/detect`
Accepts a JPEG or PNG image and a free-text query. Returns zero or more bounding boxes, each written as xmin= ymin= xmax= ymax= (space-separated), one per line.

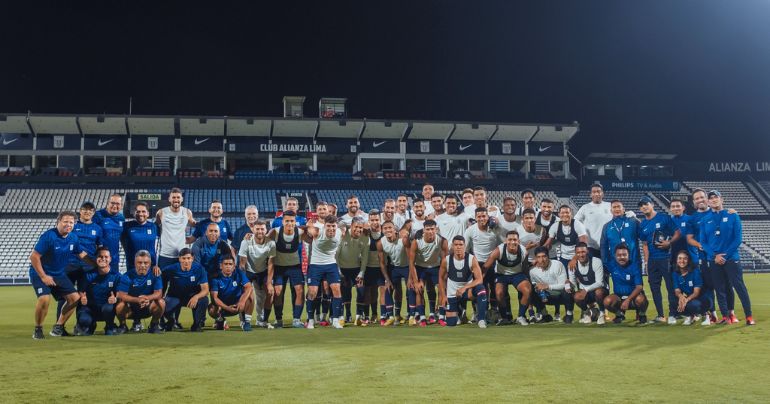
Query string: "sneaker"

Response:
xmin=701 ymin=316 xmax=712 ymax=326
xmin=241 ymin=321 xmax=253 ymax=332
xmin=470 ymin=312 xmax=478 ymax=324
xmin=667 ymin=316 xmax=677 ymax=325
xmin=683 ymin=316 xmax=693 ymax=326
xmin=255 ymin=320 xmax=267 ymax=328
xmin=515 ymin=316 xmax=529 ymax=326
xmin=537 ymin=314 xmax=553 ymax=324
xmin=266 ymin=323 xmax=275 ymax=329
xmin=496 ymin=318 xmax=513 ymax=326
xmin=163 ymin=319 xmax=175 ymax=332
xmin=104 ymin=327 xmax=117 ymax=336
xmin=222 ymin=320 xmax=229 ymax=330
xmin=355 ymin=317 xmax=364 ymax=326
xmin=384 ymin=317 xmax=396 ymax=326
xmin=363 ymin=318 xmax=371 ymax=326
xmin=33 ymin=326 xmax=44 ymax=340
xmin=49 ymin=324 xmax=65 ymax=337
xmin=332 ymin=318 xmax=343 ymax=329
xmin=318 ymin=320 xmax=330 ymax=327
xmin=131 ymin=320 xmax=144 ymax=332
xmin=214 ymin=319 xmax=225 ymax=330
xmin=173 ymin=322 xmax=184 ymax=330
xmin=395 ymin=315 xmax=405 ymax=324
xmin=408 ymin=316 xmax=417 ymax=326
xmin=579 ymin=314 xmax=592 ymax=324
xmin=478 ymin=320 xmax=487 ymax=329
xmin=638 ymin=315 xmax=648 ymax=324
xmin=73 ymin=324 xmax=89 ymax=336
xmin=438 ymin=319 xmax=448 ymax=326
xmin=729 ymin=313 xmax=740 ymax=324
xmin=597 ymin=315 xmax=606 ymax=325
xmin=654 ymin=316 xmax=666 ymax=323
xmin=718 ymin=316 xmax=730 ymax=325
xmin=306 ymin=319 xmax=315 ymax=329
xmin=148 ymin=324 xmax=164 ymax=334
xmin=418 ymin=319 xmax=427 ymax=327
xmin=554 ymin=314 xmax=562 ymax=323
xmin=564 ymin=314 xmax=573 ymax=324
xmin=613 ymin=314 xmax=625 ymax=324
xmin=115 ymin=324 xmax=128 ymax=335
xmin=693 ymin=315 xmax=702 ymax=323
xmin=274 ymin=320 xmax=285 ymax=328
xmin=746 ymin=316 xmax=756 ymax=326
xmin=292 ymin=319 xmax=304 ymax=328
xmin=190 ymin=324 xmax=203 ymax=332
xmin=709 ymin=312 xmax=718 ymax=323
xmin=338 ymin=318 xmax=346 ymax=327
xmin=428 ymin=315 xmax=437 ymax=325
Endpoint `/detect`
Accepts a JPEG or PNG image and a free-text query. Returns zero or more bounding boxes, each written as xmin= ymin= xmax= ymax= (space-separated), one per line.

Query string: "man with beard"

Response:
xmin=484 ymin=230 xmax=531 ymax=326
xmin=603 ymin=244 xmax=648 ymax=324
xmin=336 ymin=217 xmax=369 ymax=325
xmin=429 ymin=192 xmax=445 ymax=219
xmin=359 ymin=210 xmax=384 ymax=325
xmin=122 ymin=202 xmax=158 ymax=274
xmin=340 ymin=195 xmax=367 ymax=226
xmin=239 ymin=220 xmax=276 ymax=328
xmin=394 ymin=194 xmax=412 ymax=230
xmin=464 ymin=207 xmax=501 ymax=322
xmin=409 ymin=220 xmax=448 ymax=326
xmin=575 ymin=184 xmax=612 ymax=259
xmin=233 ymin=205 xmax=260 ymax=255
xmin=115 ymin=250 xmax=165 ymax=334
xmin=377 ymin=220 xmax=409 ymax=325
xmin=94 ymin=194 xmax=125 ymax=274
xmin=570 ymin=242 xmax=607 ymax=325
xmin=528 ymin=247 xmax=574 ymax=324
xmin=266 ymin=211 xmax=306 ymax=328
xmin=638 ymin=196 xmax=680 ymax=324
xmin=191 ymin=199 xmax=232 ymax=243
xmin=192 ymin=223 xmax=235 ymax=281
xmin=435 ymin=194 xmax=467 ymax=242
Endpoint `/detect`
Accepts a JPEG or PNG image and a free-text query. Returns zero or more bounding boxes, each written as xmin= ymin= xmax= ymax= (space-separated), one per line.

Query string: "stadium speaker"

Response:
xmin=247 ymin=119 xmax=254 ymax=125
xmin=338 ymin=120 xmax=346 ymax=126
xmin=384 ymin=121 xmax=392 ymax=127
xmin=0 ymin=115 xmax=6 ymax=121
xmin=471 ymin=123 xmax=479 ymax=129
xmin=199 ymin=118 xmax=207 ymax=124
xmin=97 ymin=116 xmax=105 ymax=123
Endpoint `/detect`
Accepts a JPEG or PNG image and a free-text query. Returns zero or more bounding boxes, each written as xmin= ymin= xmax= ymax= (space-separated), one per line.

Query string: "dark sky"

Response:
xmin=2 ymin=1 xmax=769 ymax=160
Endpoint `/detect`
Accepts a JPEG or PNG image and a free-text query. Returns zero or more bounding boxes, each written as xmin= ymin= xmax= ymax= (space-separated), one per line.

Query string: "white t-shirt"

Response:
xmin=463 ymin=225 xmax=499 ymax=263
xmin=410 ymin=217 xmax=426 ymax=238
xmin=310 ymin=228 xmax=342 ymax=265
xmin=548 ymin=220 xmax=587 ymax=260
xmin=435 ymin=212 xmax=466 ymax=242
xmin=495 ymin=216 xmax=524 ymax=242
xmin=393 ymin=211 xmax=413 ymax=230
xmin=518 ymin=226 xmax=544 ymax=263
xmin=575 ymin=201 xmax=612 ymax=249
xmin=238 ymin=239 xmax=276 ymax=273
xmin=424 ymin=203 xmax=435 ymax=217
xmin=381 ymin=236 xmax=408 ymax=267
xmin=529 ymin=259 xmax=567 ymax=293
xmin=159 ymin=206 xmax=190 ymax=258
xmin=339 ymin=212 xmax=368 ymax=226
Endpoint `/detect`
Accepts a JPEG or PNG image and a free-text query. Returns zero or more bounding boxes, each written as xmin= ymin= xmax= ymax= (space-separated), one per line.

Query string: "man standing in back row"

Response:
xmin=575 ymin=184 xmax=612 ymax=259
xmin=94 ymin=194 xmax=125 ymax=274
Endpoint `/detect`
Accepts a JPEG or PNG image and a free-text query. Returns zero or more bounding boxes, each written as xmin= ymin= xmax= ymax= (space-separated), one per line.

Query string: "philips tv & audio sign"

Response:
xmin=600 ymin=181 xmax=681 ymax=191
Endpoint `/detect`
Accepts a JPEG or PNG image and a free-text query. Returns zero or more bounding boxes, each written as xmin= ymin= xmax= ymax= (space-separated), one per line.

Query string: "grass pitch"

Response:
xmin=1 ymin=274 xmax=769 ymax=403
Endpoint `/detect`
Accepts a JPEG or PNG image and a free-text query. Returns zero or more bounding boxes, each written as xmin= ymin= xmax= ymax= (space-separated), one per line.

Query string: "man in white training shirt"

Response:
xmin=575 ymin=183 xmax=612 ymax=259
xmin=303 ymin=215 xmax=344 ymax=329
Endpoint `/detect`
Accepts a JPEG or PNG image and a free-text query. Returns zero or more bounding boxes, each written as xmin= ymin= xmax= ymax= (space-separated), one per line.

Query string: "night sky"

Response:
xmin=2 ymin=1 xmax=769 ymax=161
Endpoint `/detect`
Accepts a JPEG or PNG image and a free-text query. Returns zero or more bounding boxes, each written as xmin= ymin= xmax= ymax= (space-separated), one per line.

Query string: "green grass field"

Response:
xmin=2 ymin=275 xmax=769 ymax=403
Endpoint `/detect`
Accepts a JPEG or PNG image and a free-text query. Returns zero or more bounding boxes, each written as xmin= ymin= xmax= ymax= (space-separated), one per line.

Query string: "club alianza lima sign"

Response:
xmin=259 ymin=143 xmax=327 ymax=153
xmin=708 ymin=161 xmax=770 ymax=173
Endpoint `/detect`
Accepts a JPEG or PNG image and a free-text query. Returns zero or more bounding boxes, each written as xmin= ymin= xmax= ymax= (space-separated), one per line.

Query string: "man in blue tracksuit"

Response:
xmin=162 ymin=248 xmax=210 ymax=332
xmin=638 ymin=196 xmax=680 ymax=324
xmin=94 ymin=194 xmax=126 ymax=274
xmin=600 ymin=199 xmax=640 ymax=269
xmin=699 ymin=190 xmax=754 ymax=326
xmin=121 ymin=202 xmax=158 ymax=274
xmin=75 ymin=247 xmax=122 ymax=336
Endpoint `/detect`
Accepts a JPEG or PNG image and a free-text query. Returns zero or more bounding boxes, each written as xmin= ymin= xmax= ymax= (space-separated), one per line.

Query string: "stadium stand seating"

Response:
xmin=0 ymin=188 xmax=154 ymax=214
xmin=683 ymin=181 xmax=768 ymax=216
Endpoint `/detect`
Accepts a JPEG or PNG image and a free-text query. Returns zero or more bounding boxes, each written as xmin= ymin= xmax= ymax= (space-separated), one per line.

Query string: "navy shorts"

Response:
xmin=495 ymin=273 xmax=529 ymax=288
xmin=129 ymin=303 xmax=153 ymax=319
xmin=340 ymin=268 xmax=360 ymax=285
xmin=364 ymin=267 xmax=383 ymax=287
xmin=245 ymin=271 xmax=268 ymax=287
xmin=307 ymin=263 xmax=341 ymax=287
xmin=418 ymin=266 xmax=439 ymax=285
xmin=579 ymin=287 xmax=609 ymax=304
xmin=615 ymin=291 xmax=646 ymax=309
xmin=218 ymin=294 xmax=241 ymax=307
xmin=30 ymin=270 xmax=77 ymax=299
xmin=391 ymin=266 xmax=410 ymax=285
xmin=273 ymin=265 xmax=305 ymax=286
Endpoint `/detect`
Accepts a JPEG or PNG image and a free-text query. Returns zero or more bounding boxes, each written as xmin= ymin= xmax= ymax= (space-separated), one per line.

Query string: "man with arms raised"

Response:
xmin=303 ymin=216 xmax=345 ymax=329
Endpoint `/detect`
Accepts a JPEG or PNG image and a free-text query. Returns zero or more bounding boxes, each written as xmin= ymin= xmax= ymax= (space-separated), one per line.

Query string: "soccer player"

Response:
xmin=74 ymin=247 xmax=121 ymax=336
xmin=115 ymin=250 xmax=165 ymax=334
xmin=409 ymin=219 xmax=448 ymax=326
xmin=190 ymin=199 xmax=232 ymax=243
xmin=545 ymin=205 xmax=588 ymax=268
xmin=515 ymin=189 xmax=539 ymax=216
xmin=238 ymin=220 xmax=276 ymax=328
xmin=484 ymin=230 xmax=531 ymax=326
xmin=162 ymin=248 xmax=209 ymax=332
xmin=464 ymin=207 xmax=500 ymax=322
xmin=422 ymin=183 xmax=436 ymax=216
xmin=603 ymin=243 xmax=648 ymax=324
xmin=672 ymin=250 xmax=708 ymax=325
xmin=339 ymin=195 xmax=367 ymax=226
xmin=378 ymin=220 xmax=409 ymax=325
xmin=156 ymin=188 xmax=196 ymax=270
xmin=669 ymin=199 xmax=699 ymax=266
xmin=638 ymin=196 xmax=681 ymax=324
xmin=362 ymin=209 xmax=385 ymax=325
xmin=599 ymin=200 xmax=640 ymax=268
xmin=30 ymin=211 xmax=96 ymax=339
xmin=406 ymin=198 xmax=429 ymax=238
xmin=434 ymin=194 xmax=466 ymax=242
xmin=57 ymin=201 xmax=102 ymax=321
xmin=394 ymin=194 xmax=413 ymax=230
xmin=381 ymin=199 xmax=397 ymax=224
xmin=94 ymin=193 xmax=125 ymax=274
xmin=460 ymin=188 xmax=475 ymax=216
xmin=536 ymin=199 xmax=557 ymax=233
xmin=569 ymin=242 xmax=607 ymax=324
xmin=496 ymin=197 xmax=524 ymax=233
xmin=266 ymin=211 xmax=306 ymax=328
xmin=700 ymin=190 xmax=754 ymax=325
xmin=687 ymin=188 xmax=732 ymax=323
xmin=191 ymin=223 xmax=235 ymax=280
xmin=121 ymin=202 xmax=158 ymax=274
xmin=303 ymin=215 xmax=344 ymax=329
xmin=575 ymin=183 xmax=612 ymax=259
xmin=336 ymin=217 xmax=369 ymax=324
xmin=528 ymin=247 xmax=574 ymax=324
xmin=438 ymin=236 xmax=488 ymax=328
xmin=233 ymin=205 xmax=260 ymax=255
xmin=209 ymin=255 xmax=254 ymax=331
xmin=429 ymin=192 xmax=444 ymax=218
xmin=271 ymin=197 xmax=308 ymax=228
xmin=518 ymin=208 xmax=546 ymax=263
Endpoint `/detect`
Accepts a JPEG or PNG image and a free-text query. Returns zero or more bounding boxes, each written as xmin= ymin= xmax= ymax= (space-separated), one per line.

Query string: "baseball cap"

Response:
xmin=80 ymin=201 xmax=96 ymax=210
xmin=638 ymin=196 xmax=653 ymax=206
xmin=707 ymin=190 xmax=722 ymax=198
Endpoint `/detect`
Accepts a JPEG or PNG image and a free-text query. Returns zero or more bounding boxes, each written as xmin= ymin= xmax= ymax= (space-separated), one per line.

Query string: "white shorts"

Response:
xmin=447 ymin=279 xmax=467 ymax=298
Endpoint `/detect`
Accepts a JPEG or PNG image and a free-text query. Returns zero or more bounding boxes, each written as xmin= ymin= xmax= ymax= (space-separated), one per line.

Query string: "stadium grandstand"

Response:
xmin=2 ymin=108 xmax=770 ymax=283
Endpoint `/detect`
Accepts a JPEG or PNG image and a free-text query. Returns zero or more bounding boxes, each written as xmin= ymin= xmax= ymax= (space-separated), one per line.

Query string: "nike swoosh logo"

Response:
xmin=372 ymin=141 xmax=386 ymax=148
xmin=2 ymin=138 xmax=18 ymax=146
xmin=539 ymin=145 xmax=551 ymax=152
xmin=194 ymin=138 xmax=209 ymax=145
xmin=97 ymin=138 xmax=114 ymax=146
xmin=459 ymin=144 xmax=472 ymax=151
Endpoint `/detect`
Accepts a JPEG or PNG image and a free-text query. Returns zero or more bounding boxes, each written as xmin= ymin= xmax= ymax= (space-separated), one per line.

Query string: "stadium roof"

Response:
xmin=78 ymin=115 xmax=127 ymax=135
xmin=587 ymin=152 xmax=677 ymax=160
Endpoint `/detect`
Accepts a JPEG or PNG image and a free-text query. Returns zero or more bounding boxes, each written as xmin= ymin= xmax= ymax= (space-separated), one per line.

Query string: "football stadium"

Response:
xmin=2 ymin=2 xmax=770 ymax=403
